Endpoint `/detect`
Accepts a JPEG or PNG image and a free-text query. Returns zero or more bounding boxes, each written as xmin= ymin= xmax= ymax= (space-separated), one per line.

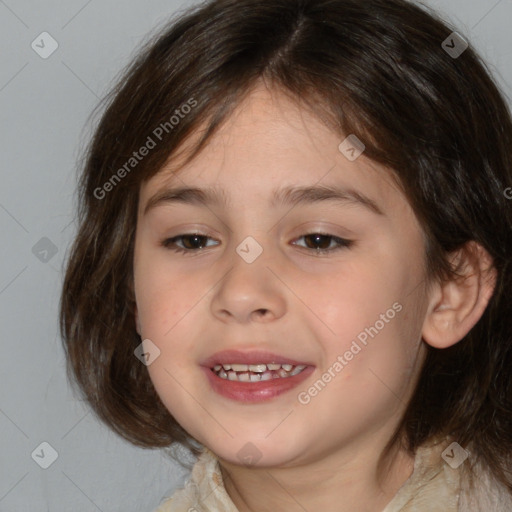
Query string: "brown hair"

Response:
xmin=60 ymin=0 xmax=512 ymax=490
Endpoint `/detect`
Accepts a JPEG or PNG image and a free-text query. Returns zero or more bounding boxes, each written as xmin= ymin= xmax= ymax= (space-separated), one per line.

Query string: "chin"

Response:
xmin=211 ymin=439 xmax=303 ymax=469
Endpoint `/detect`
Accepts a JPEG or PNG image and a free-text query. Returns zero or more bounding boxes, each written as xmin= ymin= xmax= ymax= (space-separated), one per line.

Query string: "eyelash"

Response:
xmin=160 ymin=232 xmax=353 ymax=256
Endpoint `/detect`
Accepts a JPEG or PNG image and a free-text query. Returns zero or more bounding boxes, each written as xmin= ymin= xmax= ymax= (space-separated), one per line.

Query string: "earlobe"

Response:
xmin=422 ymin=241 xmax=496 ymax=349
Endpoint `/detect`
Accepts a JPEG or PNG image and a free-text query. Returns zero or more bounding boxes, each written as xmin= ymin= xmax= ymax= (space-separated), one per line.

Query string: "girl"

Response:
xmin=59 ymin=0 xmax=512 ymax=510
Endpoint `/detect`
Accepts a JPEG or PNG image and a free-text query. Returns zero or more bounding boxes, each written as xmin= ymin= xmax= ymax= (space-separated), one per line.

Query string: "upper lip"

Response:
xmin=201 ymin=349 xmax=313 ymax=368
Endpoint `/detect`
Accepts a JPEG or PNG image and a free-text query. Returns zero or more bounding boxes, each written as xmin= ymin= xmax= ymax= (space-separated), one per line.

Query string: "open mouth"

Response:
xmin=211 ymin=363 xmax=307 ymax=382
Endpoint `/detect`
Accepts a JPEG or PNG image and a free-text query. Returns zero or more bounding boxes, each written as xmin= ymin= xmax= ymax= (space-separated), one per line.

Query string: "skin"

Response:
xmin=133 ymin=82 xmax=496 ymax=511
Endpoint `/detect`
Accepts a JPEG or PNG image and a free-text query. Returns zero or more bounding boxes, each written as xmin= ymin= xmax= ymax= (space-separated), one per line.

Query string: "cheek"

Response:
xmin=134 ymin=248 xmax=202 ymax=337
xmin=310 ymin=264 xmax=426 ymax=411
xmin=302 ymin=318 xmax=424 ymax=442
xmin=334 ymin=296 xmax=425 ymax=415
xmin=145 ymin=358 xmax=202 ymax=436
xmin=309 ymin=263 xmax=400 ymax=342
xmin=133 ymin=250 xmax=207 ymax=379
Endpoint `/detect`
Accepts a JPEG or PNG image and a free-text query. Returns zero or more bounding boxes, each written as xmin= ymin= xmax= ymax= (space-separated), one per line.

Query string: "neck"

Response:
xmin=218 ymin=435 xmax=414 ymax=512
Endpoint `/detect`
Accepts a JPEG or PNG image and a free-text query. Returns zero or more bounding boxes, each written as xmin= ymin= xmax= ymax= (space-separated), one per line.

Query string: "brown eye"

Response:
xmin=293 ymin=233 xmax=352 ymax=254
xmin=179 ymin=234 xmax=209 ymax=249
xmin=161 ymin=234 xmax=219 ymax=254
xmin=304 ymin=234 xmax=333 ymax=250
xmin=161 ymin=232 xmax=352 ymax=256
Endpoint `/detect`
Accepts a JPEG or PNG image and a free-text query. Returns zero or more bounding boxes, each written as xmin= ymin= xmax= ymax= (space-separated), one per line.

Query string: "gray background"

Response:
xmin=0 ymin=0 xmax=511 ymax=510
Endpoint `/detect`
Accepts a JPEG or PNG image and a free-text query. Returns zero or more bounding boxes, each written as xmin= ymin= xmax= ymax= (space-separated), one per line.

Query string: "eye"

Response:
xmin=292 ymin=232 xmax=353 ymax=254
xmin=161 ymin=232 xmax=352 ymax=256
xmin=161 ymin=233 xmax=219 ymax=254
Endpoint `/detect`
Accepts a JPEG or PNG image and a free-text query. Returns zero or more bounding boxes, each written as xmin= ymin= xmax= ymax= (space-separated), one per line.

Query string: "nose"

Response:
xmin=210 ymin=243 xmax=287 ymax=324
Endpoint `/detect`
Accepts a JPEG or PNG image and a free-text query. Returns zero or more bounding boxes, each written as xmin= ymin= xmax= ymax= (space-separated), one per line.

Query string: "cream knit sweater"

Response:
xmin=154 ymin=438 xmax=512 ymax=511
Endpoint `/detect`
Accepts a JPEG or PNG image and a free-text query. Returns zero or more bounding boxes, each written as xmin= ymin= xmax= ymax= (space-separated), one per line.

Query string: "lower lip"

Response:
xmin=201 ymin=366 xmax=315 ymax=403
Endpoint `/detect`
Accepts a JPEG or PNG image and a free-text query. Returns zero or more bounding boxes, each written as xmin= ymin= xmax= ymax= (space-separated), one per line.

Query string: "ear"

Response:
xmin=422 ymin=241 xmax=497 ymax=349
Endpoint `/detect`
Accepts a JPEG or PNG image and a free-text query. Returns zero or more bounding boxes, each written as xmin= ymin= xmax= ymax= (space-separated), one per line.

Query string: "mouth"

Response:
xmin=211 ymin=362 xmax=307 ymax=382
xmin=200 ymin=350 xmax=315 ymax=403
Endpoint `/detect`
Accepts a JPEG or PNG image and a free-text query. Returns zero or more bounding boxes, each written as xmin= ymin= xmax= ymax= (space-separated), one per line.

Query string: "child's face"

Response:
xmin=133 ymin=84 xmax=431 ymax=467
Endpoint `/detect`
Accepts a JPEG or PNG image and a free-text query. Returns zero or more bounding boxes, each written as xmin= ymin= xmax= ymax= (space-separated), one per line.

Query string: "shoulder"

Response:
xmin=383 ymin=437 xmax=461 ymax=512
xmin=384 ymin=436 xmax=512 ymax=512
xmin=458 ymin=446 xmax=512 ymax=512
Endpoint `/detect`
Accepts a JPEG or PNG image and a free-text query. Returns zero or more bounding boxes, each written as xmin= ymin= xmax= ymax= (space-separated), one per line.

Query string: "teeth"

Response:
xmin=230 ymin=364 xmax=249 ymax=371
xmin=290 ymin=364 xmax=306 ymax=376
xmin=217 ymin=363 xmax=299 ymax=372
xmin=248 ymin=364 xmax=267 ymax=373
xmin=213 ymin=363 xmax=308 ymax=382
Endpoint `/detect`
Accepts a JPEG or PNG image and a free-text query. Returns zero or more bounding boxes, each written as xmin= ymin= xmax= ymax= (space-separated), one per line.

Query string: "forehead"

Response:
xmin=138 ymin=84 xmax=404 ymax=216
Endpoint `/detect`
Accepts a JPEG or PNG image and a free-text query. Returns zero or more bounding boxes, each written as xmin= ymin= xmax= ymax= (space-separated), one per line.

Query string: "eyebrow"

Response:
xmin=143 ymin=184 xmax=384 ymax=216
